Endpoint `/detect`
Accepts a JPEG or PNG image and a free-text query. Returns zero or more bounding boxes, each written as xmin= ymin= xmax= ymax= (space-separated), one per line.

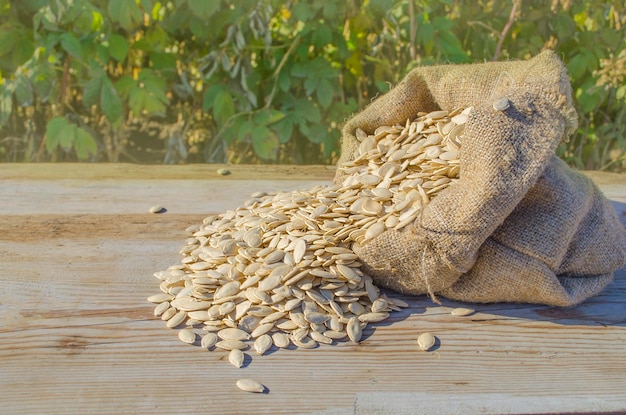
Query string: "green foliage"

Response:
xmin=45 ymin=116 xmax=97 ymax=160
xmin=0 ymin=0 xmax=625 ymax=171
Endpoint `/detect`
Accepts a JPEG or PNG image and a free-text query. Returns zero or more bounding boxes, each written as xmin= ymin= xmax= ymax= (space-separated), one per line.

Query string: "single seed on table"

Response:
xmin=177 ymin=328 xmax=196 ymax=344
xmin=217 ymin=168 xmax=231 ymax=176
xmin=149 ymin=205 xmax=165 ymax=214
xmin=451 ymin=307 xmax=475 ymax=316
xmin=417 ymin=332 xmax=436 ymax=351
xmin=254 ymin=334 xmax=273 ymax=355
xmin=229 ymin=349 xmax=245 ymax=368
xmin=236 ymin=379 xmax=265 ymax=393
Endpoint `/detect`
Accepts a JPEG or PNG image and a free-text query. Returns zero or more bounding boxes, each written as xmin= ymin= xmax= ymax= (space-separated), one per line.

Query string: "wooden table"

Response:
xmin=1 ymin=164 xmax=625 ymax=415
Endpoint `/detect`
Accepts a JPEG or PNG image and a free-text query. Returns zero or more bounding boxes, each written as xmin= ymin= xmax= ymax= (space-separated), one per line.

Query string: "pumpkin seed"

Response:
xmin=451 ymin=307 xmax=475 ymax=316
xmin=417 ymin=332 xmax=436 ymax=351
xmin=229 ymin=349 xmax=245 ymax=368
xmin=236 ymin=379 xmax=265 ymax=393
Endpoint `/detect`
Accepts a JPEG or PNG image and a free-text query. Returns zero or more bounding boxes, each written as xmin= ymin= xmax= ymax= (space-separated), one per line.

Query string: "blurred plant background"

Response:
xmin=0 ymin=0 xmax=624 ymax=170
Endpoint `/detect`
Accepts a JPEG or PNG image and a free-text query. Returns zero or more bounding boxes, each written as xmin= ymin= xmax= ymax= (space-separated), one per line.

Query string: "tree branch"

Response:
xmin=493 ymin=0 xmax=520 ymax=61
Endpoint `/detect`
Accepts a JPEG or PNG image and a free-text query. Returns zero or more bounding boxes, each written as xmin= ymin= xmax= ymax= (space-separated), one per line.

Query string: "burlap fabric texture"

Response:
xmin=337 ymin=50 xmax=626 ymax=307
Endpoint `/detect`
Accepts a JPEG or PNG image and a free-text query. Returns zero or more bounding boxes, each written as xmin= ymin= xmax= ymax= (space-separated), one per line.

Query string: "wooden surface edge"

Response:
xmin=2 ymin=163 xmax=625 ymax=185
xmin=0 ymin=163 xmax=337 ymax=181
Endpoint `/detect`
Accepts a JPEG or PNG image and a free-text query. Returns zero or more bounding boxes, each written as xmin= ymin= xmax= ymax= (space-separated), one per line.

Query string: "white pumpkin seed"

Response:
xmin=229 ymin=349 xmax=245 ymax=368
xmin=417 ymin=332 xmax=436 ymax=351
xmin=200 ymin=332 xmax=218 ymax=349
xmin=236 ymin=379 xmax=265 ymax=393
xmin=253 ymin=334 xmax=273 ymax=355
xmin=347 ymin=317 xmax=362 ymax=343
xmin=215 ymin=339 xmax=248 ymax=351
xmin=451 ymin=307 xmax=475 ymax=316
xmin=218 ymin=328 xmax=251 ymax=341
xmin=178 ymin=328 xmax=196 ymax=344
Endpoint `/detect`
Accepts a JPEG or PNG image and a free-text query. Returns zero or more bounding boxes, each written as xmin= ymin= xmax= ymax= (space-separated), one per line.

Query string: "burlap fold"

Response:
xmin=337 ymin=51 xmax=625 ymax=307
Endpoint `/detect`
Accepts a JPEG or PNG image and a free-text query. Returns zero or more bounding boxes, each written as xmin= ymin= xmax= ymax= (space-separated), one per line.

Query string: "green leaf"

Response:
xmin=294 ymin=98 xmax=321 ymax=123
xmin=108 ymin=34 xmax=129 ymax=61
xmin=189 ymin=17 xmax=211 ymax=40
xmin=45 ymin=117 xmax=69 ymax=153
xmin=290 ymin=62 xmax=309 ymax=78
xmin=311 ymin=25 xmax=332 ymax=47
xmin=567 ymin=53 xmax=588 ymax=79
xmin=578 ymin=88 xmax=605 ymax=113
xmin=418 ymin=22 xmax=435 ymax=54
xmin=128 ymin=87 xmax=148 ymax=115
xmin=251 ymin=125 xmax=279 ymax=160
xmin=74 ymin=127 xmax=98 ymax=160
xmin=202 ymin=84 xmax=229 ymax=111
xmin=272 ymin=116 xmax=294 ymax=144
xmin=322 ymin=2 xmax=337 ymax=20
xmin=101 ymin=78 xmax=123 ymax=125
xmin=83 ymin=76 xmax=103 ymax=107
xmin=303 ymin=76 xmax=318 ymax=96
xmin=115 ymin=76 xmax=136 ymax=100
xmin=616 ymin=85 xmax=626 ymax=101
xmin=60 ymin=32 xmax=83 ymax=59
xmin=437 ymin=30 xmax=469 ymax=63
xmin=213 ymin=89 xmax=235 ymax=127
xmin=187 ymin=0 xmax=220 ymax=19
xmin=0 ymin=25 xmax=19 ymax=57
xmin=301 ymin=123 xmax=327 ymax=144
xmin=144 ymin=25 xmax=169 ymax=52
xmin=95 ymin=43 xmax=110 ymax=62
xmin=316 ymin=79 xmax=334 ymax=109
xmin=108 ymin=0 xmax=143 ymax=31
xmin=150 ymin=52 xmax=177 ymax=70
xmin=59 ymin=124 xmax=74 ymax=150
xmin=278 ymin=70 xmax=291 ymax=92
xmin=254 ymin=109 xmax=286 ymax=126
xmin=292 ymin=2 xmax=316 ymax=21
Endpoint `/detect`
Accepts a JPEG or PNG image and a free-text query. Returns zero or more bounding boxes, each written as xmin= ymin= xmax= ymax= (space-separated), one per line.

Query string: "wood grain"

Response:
xmin=1 ymin=163 xmax=625 ymax=415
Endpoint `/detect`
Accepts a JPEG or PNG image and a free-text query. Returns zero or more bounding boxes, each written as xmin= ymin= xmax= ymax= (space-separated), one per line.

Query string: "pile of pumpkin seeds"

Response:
xmin=148 ymin=108 xmax=470 ymax=369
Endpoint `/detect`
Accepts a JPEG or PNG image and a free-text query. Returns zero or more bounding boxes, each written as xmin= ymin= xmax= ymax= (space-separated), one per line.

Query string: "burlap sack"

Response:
xmin=337 ymin=50 xmax=626 ymax=307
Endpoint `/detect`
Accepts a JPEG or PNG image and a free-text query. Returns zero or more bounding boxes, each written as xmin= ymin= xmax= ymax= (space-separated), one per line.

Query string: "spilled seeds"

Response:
xmin=149 ymin=109 xmax=471 ymax=386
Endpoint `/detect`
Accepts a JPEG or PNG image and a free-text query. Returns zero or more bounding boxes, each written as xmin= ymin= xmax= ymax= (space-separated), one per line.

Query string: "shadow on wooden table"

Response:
xmin=370 ymin=265 xmax=626 ymax=335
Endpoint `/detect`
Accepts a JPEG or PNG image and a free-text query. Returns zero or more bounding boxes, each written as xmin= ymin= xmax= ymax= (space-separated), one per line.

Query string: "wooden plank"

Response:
xmin=1 ymin=164 xmax=625 ymax=415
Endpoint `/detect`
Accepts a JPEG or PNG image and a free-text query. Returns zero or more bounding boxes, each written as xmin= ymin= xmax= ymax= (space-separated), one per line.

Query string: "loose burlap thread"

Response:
xmin=337 ymin=51 xmax=626 ymax=307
